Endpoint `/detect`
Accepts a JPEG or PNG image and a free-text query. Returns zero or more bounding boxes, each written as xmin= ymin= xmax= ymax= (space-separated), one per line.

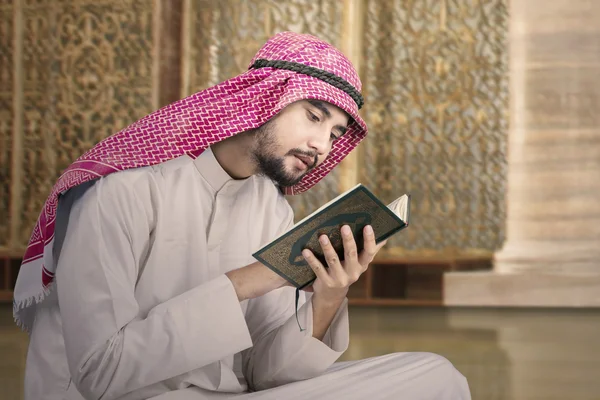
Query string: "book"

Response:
xmin=252 ymin=184 xmax=411 ymax=289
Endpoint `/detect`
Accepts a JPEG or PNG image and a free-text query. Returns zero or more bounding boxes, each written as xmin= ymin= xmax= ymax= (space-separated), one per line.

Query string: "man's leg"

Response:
xmin=282 ymin=352 xmax=471 ymax=400
xmin=318 ymin=352 xmax=471 ymax=399
xmin=150 ymin=352 xmax=470 ymax=400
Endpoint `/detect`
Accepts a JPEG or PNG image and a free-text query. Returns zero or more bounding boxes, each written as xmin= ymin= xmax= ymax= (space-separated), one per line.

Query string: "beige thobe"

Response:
xmin=24 ymin=148 xmax=471 ymax=400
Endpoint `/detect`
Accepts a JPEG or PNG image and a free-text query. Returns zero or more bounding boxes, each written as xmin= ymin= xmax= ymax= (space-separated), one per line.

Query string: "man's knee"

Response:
xmin=415 ymin=352 xmax=470 ymax=398
xmin=385 ymin=352 xmax=470 ymax=399
xmin=414 ymin=352 xmax=457 ymax=369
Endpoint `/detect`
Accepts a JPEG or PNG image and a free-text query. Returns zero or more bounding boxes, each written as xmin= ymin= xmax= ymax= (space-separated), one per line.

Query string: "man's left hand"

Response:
xmin=302 ymin=224 xmax=387 ymax=306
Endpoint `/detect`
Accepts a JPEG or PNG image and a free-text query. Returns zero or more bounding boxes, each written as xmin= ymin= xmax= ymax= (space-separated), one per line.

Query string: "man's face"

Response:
xmin=251 ymin=100 xmax=351 ymax=187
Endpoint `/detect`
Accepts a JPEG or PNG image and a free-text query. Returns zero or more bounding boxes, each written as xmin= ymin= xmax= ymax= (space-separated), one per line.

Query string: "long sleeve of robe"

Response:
xmin=24 ymin=149 xmax=349 ymax=400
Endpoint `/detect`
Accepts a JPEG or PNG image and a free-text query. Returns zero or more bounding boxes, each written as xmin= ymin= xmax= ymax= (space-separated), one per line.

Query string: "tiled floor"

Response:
xmin=2 ymin=304 xmax=599 ymax=400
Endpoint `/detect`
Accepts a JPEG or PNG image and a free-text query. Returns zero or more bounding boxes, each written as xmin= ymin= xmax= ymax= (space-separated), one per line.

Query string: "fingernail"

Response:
xmin=319 ymin=235 xmax=329 ymax=245
xmin=302 ymin=249 xmax=311 ymax=258
xmin=365 ymin=225 xmax=374 ymax=235
xmin=341 ymin=225 xmax=351 ymax=236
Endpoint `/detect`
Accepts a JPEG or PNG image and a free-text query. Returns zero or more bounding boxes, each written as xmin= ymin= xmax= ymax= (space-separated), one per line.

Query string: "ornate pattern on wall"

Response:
xmin=2 ymin=0 xmax=509 ymax=259
xmin=183 ymin=0 xmax=344 ymax=220
xmin=3 ymin=0 xmax=157 ymax=248
xmin=0 ymin=1 xmax=13 ymax=248
xmin=362 ymin=0 xmax=508 ymax=257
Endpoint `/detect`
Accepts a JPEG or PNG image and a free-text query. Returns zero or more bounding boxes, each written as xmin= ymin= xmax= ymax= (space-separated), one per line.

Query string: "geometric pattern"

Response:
xmin=0 ymin=1 xmax=13 ymax=249
xmin=361 ymin=0 xmax=508 ymax=256
xmin=7 ymin=0 xmax=157 ymax=249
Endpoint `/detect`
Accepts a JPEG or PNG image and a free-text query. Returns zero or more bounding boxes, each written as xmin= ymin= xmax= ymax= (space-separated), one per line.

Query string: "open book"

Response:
xmin=253 ymin=184 xmax=411 ymax=289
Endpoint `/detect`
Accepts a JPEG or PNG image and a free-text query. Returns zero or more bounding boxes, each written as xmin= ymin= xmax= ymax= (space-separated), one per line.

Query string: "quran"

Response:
xmin=253 ymin=184 xmax=411 ymax=289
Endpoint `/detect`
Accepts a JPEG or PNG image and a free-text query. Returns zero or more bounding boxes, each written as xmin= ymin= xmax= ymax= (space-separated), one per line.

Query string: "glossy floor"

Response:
xmin=1 ymin=305 xmax=599 ymax=400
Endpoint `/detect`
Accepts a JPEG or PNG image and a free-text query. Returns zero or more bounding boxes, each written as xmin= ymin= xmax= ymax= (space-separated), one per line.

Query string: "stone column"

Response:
xmin=445 ymin=0 xmax=600 ymax=306
xmin=338 ymin=0 xmax=365 ymax=193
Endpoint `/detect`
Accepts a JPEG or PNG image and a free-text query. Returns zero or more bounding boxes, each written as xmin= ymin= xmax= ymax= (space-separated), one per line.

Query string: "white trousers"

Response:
xmin=151 ymin=352 xmax=471 ymax=400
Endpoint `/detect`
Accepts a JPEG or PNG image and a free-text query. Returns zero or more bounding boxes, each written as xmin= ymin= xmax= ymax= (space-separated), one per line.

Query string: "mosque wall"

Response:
xmin=182 ymin=0 xmax=510 ymax=260
xmin=1 ymin=0 xmax=161 ymax=253
xmin=1 ymin=0 xmax=509 ymax=264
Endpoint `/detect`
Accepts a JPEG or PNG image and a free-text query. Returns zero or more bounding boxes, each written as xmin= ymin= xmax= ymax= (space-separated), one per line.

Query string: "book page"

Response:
xmin=292 ymin=184 xmax=409 ymax=228
xmin=387 ymin=194 xmax=409 ymax=222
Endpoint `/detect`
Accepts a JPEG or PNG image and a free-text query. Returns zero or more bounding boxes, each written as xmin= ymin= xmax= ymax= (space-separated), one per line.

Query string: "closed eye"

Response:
xmin=330 ymin=132 xmax=341 ymax=142
xmin=307 ymin=110 xmax=321 ymax=123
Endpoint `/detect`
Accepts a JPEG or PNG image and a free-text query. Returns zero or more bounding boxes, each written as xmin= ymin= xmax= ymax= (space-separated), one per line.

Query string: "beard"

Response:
xmin=250 ymin=121 xmax=318 ymax=188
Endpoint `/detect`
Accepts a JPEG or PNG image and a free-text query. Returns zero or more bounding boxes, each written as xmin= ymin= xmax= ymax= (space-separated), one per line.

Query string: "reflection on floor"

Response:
xmin=1 ymin=304 xmax=599 ymax=400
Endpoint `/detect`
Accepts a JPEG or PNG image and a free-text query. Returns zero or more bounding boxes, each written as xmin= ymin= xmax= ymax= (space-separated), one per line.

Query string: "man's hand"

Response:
xmin=302 ymin=224 xmax=387 ymax=339
xmin=302 ymin=224 xmax=386 ymax=305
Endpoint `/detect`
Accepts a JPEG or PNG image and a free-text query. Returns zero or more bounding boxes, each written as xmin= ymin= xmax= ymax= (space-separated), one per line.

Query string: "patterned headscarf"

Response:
xmin=13 ymin=31 xmax=368 ymax=331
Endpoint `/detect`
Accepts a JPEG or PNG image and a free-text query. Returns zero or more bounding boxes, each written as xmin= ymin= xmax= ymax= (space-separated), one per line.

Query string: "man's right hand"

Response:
xmin=225 ymin=261 xmax=290 ymax=302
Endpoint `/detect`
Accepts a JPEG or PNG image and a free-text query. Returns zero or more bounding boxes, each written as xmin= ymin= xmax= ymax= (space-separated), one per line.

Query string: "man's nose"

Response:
xmin=308 ymin=130 xmax=331 ymax=155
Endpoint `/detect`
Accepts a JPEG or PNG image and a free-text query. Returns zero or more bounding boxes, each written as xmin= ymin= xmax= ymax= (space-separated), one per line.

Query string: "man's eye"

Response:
xmin=330 ymin=133 xmax=340 ymax=142
xmin=308 ymin=111 xmax=320 ymax=122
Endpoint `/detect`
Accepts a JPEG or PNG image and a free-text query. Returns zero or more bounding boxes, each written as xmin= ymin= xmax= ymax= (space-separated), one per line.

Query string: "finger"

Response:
xmin=375 ymin=239 xmax=388 ymax=251
xmin=341 ymin=225 xmax=359 ymax=262
xmin=341 ymin=225 xmax=362 ymax=280
xmin=358 ymin=225 xmax=378 ymax=266
xmin=318 ymin=234 xmax=345 ymax=278
xmin=302 ymin=249 xmax=332 ymax=285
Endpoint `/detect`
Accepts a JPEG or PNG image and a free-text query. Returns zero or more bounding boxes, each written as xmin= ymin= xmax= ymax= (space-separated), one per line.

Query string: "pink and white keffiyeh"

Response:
xmin=13 ymin=31 xmax=368 ymax=331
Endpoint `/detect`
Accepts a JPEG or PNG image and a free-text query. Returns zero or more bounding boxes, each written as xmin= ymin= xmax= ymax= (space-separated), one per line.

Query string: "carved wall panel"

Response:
xmin=0 ymin=1 xmax=13 ymax=249
xmin=2 ymin=0 xmax=159 ymax=250
xmin=362 ymin=0 xmax=508 ymax=257
xmin=182 ymin=0 xmax=344 ymax=220
xmin=2 ymin=0 xmax=509 ymax=260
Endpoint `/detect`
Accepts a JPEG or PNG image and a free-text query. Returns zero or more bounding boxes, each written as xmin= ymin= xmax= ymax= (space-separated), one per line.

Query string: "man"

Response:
xmin=14 ymin=32 xmax=471 ymax=399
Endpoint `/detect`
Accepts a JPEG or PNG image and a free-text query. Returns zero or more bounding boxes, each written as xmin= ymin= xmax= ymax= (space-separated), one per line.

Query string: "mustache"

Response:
xmin=287 ymin=149 xmax=318 ymax=169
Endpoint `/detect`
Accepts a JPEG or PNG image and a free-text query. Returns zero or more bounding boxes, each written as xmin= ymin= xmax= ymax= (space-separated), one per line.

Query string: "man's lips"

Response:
xmin=294 ymin=154 xmax=314 ymax=168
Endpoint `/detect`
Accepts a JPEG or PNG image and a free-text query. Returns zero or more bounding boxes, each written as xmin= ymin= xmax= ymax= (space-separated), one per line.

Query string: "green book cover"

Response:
xmin=252 ymin=184 xmax=411 ymax=289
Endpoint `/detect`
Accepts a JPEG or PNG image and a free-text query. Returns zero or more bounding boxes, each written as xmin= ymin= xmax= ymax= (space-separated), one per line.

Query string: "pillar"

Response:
xmin=445 ymin=0 xmax=600 ymax=306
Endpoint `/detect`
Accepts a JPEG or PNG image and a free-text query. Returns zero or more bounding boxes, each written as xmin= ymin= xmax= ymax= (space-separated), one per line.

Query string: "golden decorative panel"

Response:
xmin=2 ymin=0 xmax=509 ymax=260
xmin=182 ymin=0 xmax=344 ymax=221
xmin=362 ymin=0 xmax=509 ymax=257
xmin=3 ymin=0 xmax=158 ymax=249
xmin=0 ymin=1 xmax=13 ymax=248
